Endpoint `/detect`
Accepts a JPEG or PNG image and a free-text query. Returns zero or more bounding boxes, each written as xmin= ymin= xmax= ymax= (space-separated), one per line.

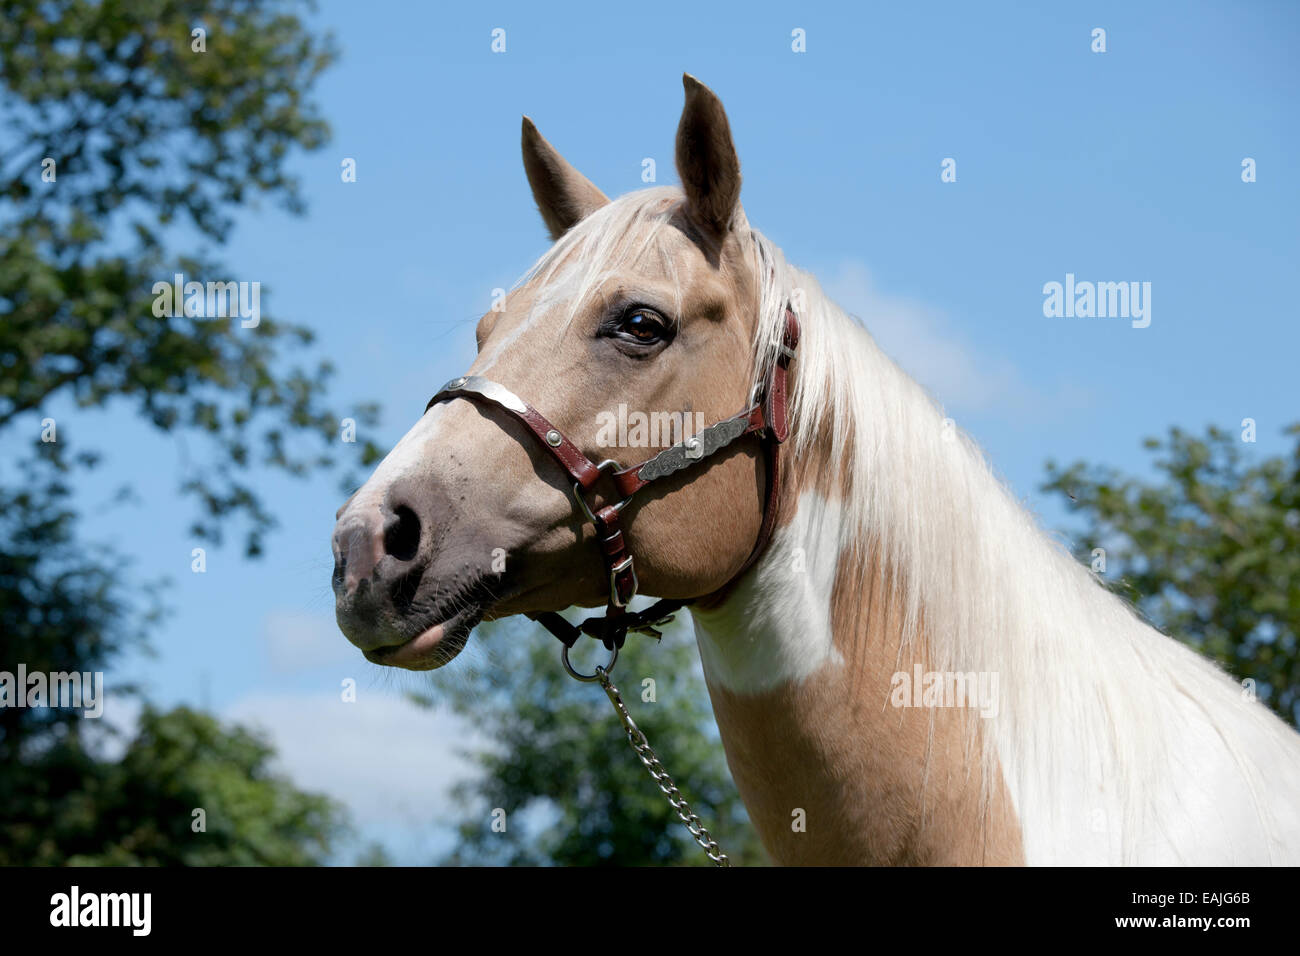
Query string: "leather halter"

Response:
xmin=425 ymin=307 xmax=800 ymax=652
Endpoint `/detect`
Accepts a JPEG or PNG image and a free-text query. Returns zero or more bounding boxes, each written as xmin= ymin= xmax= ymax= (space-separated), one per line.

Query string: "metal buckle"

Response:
xmin=571 ymin=459 xmax=630 ymax=524
xmin=570 ymin=459 xmax=638 ymax=608
xmin=608 ymin=554 xmax=637 ymax=609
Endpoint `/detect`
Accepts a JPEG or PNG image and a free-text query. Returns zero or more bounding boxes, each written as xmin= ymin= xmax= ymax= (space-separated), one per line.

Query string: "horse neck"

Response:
xmin=690 ymin=316 xmax=1027 ymax=865
xmin=692 ymin=458 xmax=1026 ymax=864
xmin=691 ymin=267 xmax=1300 ymax=866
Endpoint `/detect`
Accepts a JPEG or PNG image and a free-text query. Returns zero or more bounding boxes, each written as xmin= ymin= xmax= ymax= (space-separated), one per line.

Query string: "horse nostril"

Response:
xmin=384 ymin=505 xmax=422 ymax=562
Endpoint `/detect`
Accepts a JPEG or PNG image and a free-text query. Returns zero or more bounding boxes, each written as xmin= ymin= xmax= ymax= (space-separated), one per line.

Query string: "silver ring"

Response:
xmin=561 ymin=641 xmax=618 ymax=682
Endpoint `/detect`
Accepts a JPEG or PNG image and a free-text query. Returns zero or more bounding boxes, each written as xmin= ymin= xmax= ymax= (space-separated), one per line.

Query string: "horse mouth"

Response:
xmin=362 ymin=605 xmax=482 ymax=671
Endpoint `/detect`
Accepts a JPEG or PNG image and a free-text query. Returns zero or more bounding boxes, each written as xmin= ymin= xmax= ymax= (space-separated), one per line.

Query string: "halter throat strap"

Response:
xmin=425 ymin=307 xmax=800 ymax=651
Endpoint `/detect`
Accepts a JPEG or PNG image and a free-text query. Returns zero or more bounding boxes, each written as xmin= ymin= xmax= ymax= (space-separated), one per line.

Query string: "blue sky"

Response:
xmin=48 ymin=1 xmax=1300 ymax=862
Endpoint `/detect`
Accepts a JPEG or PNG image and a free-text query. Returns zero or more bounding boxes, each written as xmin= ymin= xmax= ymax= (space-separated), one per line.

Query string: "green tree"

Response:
xmin=17 ymin=706 xmax=343 ymax=866
xmin=1044 ymin=423 xmax=1300 ymax=728
xmin=421 ymin=616 xmax=767 ymax=866
xmin=0 ymin=0 xmax=376 ymax=863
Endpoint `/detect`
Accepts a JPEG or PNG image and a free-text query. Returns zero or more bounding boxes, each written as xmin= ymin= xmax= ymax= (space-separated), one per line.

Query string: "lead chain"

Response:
xmin=595 ymin=666 xmax=731 ymax=867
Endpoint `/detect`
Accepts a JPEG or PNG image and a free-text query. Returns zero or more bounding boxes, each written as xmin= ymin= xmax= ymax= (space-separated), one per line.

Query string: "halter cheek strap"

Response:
xmin=426 ymin=307 xmax=800 ymax=651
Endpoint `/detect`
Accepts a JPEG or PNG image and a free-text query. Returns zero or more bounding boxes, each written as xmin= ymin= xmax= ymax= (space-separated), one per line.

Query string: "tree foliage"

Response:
xmin=1044 ymin=423 xmax=1300 ymax=727
xmin=420 ymin=617 xmax=768 ymax=866
xmin=0 ymin=0 xmax=369 ymax=864
xmin=8 ymin=706 xmax=344 ymax=866
xmin=0 ymin=0 xmax=380 ymax=556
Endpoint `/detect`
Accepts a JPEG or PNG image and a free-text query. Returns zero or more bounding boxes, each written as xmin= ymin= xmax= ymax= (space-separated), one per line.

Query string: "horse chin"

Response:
xmin=360 ymin=605 xmax=481 ymax=671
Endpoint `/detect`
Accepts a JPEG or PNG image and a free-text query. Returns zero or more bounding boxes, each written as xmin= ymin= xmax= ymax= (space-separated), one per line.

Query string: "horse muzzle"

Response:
xmin=330 ymin=486 xmax=487 ymax=669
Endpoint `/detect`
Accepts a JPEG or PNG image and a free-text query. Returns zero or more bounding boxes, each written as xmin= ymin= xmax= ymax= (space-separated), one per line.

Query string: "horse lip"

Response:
xmin=363 ymin=606 xmax=480 ymax=670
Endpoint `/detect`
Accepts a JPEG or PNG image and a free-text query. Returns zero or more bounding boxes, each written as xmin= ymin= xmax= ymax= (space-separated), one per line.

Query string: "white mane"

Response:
xmin=748 ymin=224 xmax=1300 ymax=865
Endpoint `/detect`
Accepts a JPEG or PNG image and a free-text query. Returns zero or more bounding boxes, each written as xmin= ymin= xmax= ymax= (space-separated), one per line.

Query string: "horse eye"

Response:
xmin=618 ymin=308 xmax=670 ymax=344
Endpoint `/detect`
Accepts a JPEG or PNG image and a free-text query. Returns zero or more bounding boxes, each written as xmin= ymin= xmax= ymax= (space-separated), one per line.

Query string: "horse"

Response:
xmin=331 ymin=74 xmax=1300 ymax=866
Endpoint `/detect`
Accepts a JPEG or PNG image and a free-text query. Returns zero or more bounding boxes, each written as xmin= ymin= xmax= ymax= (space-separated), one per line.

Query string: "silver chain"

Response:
xmin=594 ymin=665 xmax=731 ymax=867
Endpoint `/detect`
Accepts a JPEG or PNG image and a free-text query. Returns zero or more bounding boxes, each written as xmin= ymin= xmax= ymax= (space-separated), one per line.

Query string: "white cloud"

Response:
xmin=224 ymin=689 xmax=484 ymax=863
xmin=263 ymin=608 xmax=358 ymax=675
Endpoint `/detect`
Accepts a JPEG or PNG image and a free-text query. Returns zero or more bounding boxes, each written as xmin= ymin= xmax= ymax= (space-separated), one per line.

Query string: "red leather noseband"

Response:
xmin=425 ymin=307 xmax=800 ymax=651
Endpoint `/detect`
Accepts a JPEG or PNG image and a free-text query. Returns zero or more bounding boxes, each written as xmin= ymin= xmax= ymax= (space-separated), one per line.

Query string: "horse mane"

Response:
xmin=748 ymin=223 xmax=1300 ymax=863
xmin=515 ymin=187 xmax=1299 ymax=862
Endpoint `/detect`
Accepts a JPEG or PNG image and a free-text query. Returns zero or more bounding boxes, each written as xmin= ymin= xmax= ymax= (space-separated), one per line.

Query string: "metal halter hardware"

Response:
xmin=570 ymin=459 xmax=637 ymax=608
xmin=424 ymin=307 xmax=800 ymax=867
xmin=560 ymin=640 xmax=616 ymax=682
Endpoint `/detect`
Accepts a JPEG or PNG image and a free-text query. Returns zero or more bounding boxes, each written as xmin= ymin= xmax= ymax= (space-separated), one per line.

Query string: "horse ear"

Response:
xmin=674 ymin=74 xmax=742 ymax=240
xmin=521 ymin=116 xmax=609 ymax=241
